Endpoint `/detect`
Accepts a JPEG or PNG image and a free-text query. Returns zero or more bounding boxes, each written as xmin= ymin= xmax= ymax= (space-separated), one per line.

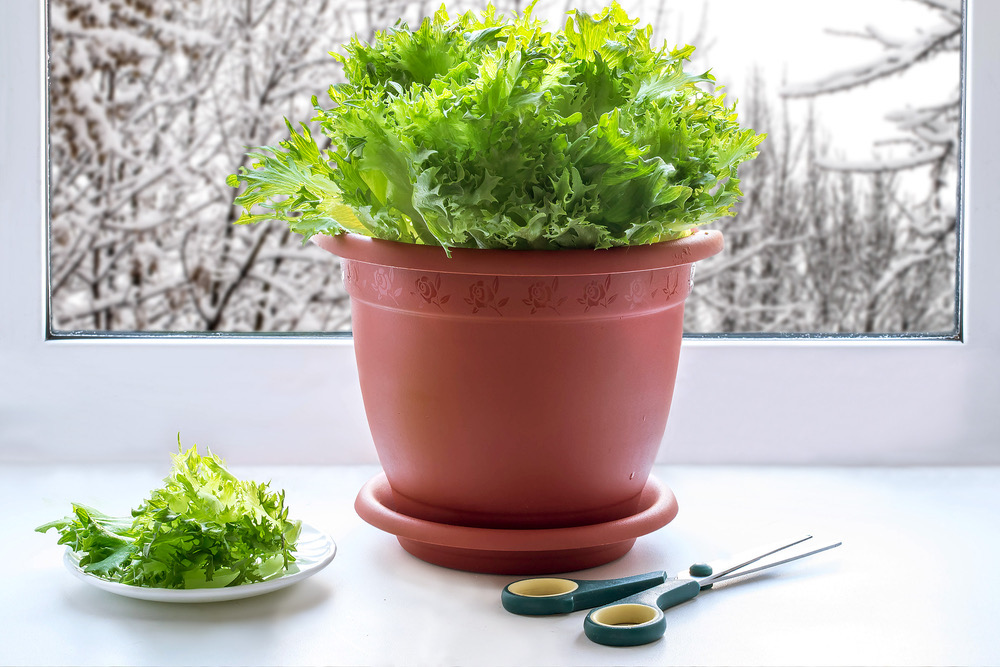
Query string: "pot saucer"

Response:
xmin=354 ymin=473 xmax=679 ymax=574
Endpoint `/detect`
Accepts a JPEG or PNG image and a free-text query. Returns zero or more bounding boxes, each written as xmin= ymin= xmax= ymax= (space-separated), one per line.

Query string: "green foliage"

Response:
xmin=229 ymin=1 xmax=764 ymax=250
xmin=37 ymin=443 xmax=301 ymax=589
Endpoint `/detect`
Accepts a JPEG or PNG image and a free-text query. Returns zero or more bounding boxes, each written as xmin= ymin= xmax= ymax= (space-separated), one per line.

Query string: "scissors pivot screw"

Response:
xmin=688 ymin=562 xmax=713 ymax=577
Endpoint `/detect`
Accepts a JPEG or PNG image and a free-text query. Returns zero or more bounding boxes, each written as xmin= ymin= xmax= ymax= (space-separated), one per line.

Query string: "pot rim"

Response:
xmin=312 ymin=229 xmax=723 ymax=276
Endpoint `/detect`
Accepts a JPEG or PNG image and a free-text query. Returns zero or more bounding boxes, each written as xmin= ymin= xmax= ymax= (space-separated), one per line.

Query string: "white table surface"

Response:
xmin=4 ymin=463 xmax=998 ymax=666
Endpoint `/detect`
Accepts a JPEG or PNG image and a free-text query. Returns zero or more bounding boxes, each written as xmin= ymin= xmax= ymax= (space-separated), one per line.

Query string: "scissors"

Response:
xmin=502 ymin=535 xmax=841 ymax=646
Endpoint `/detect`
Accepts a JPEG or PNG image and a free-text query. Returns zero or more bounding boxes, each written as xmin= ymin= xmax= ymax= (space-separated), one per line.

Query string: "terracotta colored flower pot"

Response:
xmin=315 ymin=230 xmax=723 ymax=538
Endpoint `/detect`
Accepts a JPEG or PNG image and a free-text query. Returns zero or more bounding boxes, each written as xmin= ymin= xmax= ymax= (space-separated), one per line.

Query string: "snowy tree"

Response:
xmin=684 ymin=69 xmax=956 ymax=334
xmin=49 ymin=0 xmax=217 ymax=329
xmin=683 ymin=0 xmax=960 ymax=334
xmin=50 ymin=0 xmax=399 ymax=331
xmin=49 ymin=0 xmax=957 ymax=334
xmin=48 ymin=0 xmax=530 ymax=332
xmin=783 ymin=0 xmax=960 ymax=174
xmin=769 ymin=0 xmax=961 ymax=333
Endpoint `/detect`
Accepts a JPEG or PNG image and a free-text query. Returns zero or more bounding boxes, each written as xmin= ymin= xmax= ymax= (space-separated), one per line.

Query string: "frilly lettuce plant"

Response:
xmin=228 ymin=1 xmax=764 ymax=250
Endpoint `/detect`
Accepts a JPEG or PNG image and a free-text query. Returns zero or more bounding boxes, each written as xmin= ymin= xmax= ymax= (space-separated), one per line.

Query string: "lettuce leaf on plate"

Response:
xmin=37 ymin=444 xmax=301 ymax=589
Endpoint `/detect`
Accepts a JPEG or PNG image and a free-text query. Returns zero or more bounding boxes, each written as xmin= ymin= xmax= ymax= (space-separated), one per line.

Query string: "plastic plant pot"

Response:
xmin=314 ymin=230 xmax=723 ymax=571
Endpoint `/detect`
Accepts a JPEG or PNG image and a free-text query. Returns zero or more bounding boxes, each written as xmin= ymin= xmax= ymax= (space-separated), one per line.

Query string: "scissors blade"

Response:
xmin=704 ymin=540 xmax=842 ymax=586
xmin=674 ymin=535 xmax=816 ymax=586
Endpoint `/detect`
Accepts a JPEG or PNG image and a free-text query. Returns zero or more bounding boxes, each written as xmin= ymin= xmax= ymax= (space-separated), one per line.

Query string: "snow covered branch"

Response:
xmin=814 ymin=144 xmax=949 ymax=173
xmin=782 ymin=20 xmax=959 ymax=98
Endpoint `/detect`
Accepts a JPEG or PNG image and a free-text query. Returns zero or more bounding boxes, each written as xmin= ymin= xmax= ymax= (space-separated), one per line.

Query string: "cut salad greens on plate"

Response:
xmin=60 ymin=523 xmax=335 ymax=603
xmin=37 ymin=442 xmax=311 ymax=591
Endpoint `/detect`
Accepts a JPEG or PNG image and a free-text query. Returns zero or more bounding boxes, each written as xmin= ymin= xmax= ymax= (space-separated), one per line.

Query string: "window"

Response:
xmin=2 ymin=0 xmax=996 ymax=465
xmin=46 ymin=0 xmax=960 ymax=336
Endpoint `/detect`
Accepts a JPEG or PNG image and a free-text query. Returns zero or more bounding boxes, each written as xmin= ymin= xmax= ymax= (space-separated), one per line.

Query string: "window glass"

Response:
xmin=47 ymin=0 xmax=961 ymax=335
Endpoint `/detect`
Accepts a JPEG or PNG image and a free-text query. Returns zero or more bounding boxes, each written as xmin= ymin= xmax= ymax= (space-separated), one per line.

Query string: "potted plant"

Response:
xmin=228 ymin=1 xmax=763 ymax=574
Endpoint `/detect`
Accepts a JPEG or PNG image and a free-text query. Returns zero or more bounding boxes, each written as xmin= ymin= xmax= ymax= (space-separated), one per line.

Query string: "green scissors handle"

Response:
xmin=502 ymin=571 xmax=668 ymax=615
xmin=583 ymin=578 xmax=701 ymax=646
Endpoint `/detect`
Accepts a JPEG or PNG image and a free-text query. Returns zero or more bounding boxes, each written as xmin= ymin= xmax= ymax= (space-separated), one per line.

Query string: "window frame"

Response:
xmin=1 ymin=0 xmax=995 ymax=465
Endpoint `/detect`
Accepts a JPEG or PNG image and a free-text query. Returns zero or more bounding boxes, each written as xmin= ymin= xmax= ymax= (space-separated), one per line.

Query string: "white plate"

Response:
xmin=63 ymin=522 xmax=336 ymax=603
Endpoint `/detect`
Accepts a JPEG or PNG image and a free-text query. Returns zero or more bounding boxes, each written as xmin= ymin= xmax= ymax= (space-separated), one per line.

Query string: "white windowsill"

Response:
xmin=8 ymin=462 xmax=999 ymax=666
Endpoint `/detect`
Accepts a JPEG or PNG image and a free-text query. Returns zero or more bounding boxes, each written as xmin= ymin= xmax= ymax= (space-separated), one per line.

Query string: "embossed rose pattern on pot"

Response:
xmin=523 ymin=278 xmax=567 ymax=314
xmin=342 ymin=260 xmax=696 ymax=319
xmin=411 ymin=274 xmax=451 ymax=310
